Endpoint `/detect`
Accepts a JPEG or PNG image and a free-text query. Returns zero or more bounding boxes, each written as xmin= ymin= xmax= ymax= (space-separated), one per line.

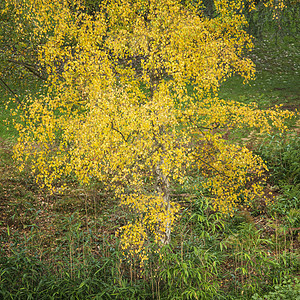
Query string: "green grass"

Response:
xmin=0 ymin=93 xmax=18 ymax=139
xmin=219 ymin=37 xmax=300 ymax=110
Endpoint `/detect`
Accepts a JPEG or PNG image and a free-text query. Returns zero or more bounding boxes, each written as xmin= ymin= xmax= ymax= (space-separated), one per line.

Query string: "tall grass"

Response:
xmin=1 ymin=194 xmax=299 ymax=299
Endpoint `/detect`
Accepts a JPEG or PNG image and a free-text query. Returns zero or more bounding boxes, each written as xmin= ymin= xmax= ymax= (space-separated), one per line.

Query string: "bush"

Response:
xmin=252 ymin=276 xmax=300 ymax=300
xmin=256 ymin=133 xmax=300 ymax=187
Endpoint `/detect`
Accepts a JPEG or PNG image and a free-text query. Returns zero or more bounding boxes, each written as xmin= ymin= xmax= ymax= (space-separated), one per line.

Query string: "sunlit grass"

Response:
xmin=219 ymin=37 xmax=300 ymax=110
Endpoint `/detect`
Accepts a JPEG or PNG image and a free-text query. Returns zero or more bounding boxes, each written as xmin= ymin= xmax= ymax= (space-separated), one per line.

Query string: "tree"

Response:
xmin=0 ymin=0 xmax=47 ymax=96
xmin=243 ymin=0 xmax=300 ymax=40
xmin=9 ymin=0 xmax=293 ymax=259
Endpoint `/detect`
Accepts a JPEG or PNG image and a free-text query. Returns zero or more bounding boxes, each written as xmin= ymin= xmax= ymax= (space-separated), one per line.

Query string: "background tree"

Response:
xmin=0 ymin=0 xmax=47 ymax=98
xmin=244 ymin=0 xmax=299 ymax=40
xmin=9 ymin=0 xmax=293 ymax=257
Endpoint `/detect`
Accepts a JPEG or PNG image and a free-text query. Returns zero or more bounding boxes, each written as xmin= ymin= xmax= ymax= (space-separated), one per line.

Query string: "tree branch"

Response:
xmin=111 ymin=121 xmax=128 ymax=143
xmin=7 ymin=59 xmax=47 ymax=81
xmin=0 ymin=77 xmax=24 ymax=109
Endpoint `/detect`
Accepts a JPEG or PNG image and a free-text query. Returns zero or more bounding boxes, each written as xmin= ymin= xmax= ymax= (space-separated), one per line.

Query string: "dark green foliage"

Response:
xmin=257 ymin=134 xmax=300 ymax=186
xmin=252 ymin=276 xmax=300 ymax=300
xmin=0 ymin=1 xmax=46 ymax=88
xmin=245 ymin=0 xmax=300 ymax=41
xmin=255 ymin=133 xmax=300 ymax=226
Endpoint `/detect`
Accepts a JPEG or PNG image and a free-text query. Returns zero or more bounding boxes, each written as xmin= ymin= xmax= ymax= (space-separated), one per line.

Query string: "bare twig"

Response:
xmin=7 ymin=59 xmax=47 ymax=81
xmin=0 ymin=77 xmax=24 ymax=109
xmin=111 ymin=121 xmax=128 ymax=142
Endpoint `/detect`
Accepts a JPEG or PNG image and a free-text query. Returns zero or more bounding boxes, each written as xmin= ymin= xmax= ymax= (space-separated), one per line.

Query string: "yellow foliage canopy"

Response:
xmin=8 ymin=0 xmax=294 ymax=254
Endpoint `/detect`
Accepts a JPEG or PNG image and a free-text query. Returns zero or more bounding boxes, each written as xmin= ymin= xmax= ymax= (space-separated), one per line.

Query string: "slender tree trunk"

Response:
xmin=155 ymin=157 xmax=171 ymax=245
xmin=150 ymin=73 xmax=171 ymax=244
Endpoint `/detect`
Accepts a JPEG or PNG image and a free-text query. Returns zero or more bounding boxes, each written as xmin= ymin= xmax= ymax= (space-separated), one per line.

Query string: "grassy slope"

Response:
xmin=219 ymin=38 xmax=300 ymax=110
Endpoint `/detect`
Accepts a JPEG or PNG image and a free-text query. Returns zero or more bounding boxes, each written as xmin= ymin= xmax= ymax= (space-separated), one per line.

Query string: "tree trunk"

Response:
xmin=155 ymin=158 xmax=171 ymax=245
xmin=149 ymin=74 xmax=171 ymax=244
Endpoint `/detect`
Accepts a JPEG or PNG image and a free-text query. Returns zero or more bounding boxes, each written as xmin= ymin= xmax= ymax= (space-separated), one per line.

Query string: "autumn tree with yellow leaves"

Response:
xmin=7 ymin=0 xmax=293 ymax=260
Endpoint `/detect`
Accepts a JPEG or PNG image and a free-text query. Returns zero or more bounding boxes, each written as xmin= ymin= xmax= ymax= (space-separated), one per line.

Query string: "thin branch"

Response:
xmin=7 ymin=59 xmax=47 ymax=81
xmin=111 ymin=121 xmax=128 ymax=142
xmin=150 ymin=120 xmax=164 ymax=149
xmin=188 ymin=115 xmax=220 ymax=131
xmin=169 ymin=193 xmax=196 ymax=197
xmin=126 ymin=129 xmax=139 ymax=143
xmin=191 ymin=150 xmax=230 ymax=178
xmin=188 ymin=116 xmax=222 ymax=158
xmin=0 ymin=77 xmax=24 ymax=109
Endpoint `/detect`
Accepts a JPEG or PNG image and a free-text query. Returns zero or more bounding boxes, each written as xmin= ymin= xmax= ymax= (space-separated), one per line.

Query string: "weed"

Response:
xmin=252 ymin=276 xmax=300 ymax=300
